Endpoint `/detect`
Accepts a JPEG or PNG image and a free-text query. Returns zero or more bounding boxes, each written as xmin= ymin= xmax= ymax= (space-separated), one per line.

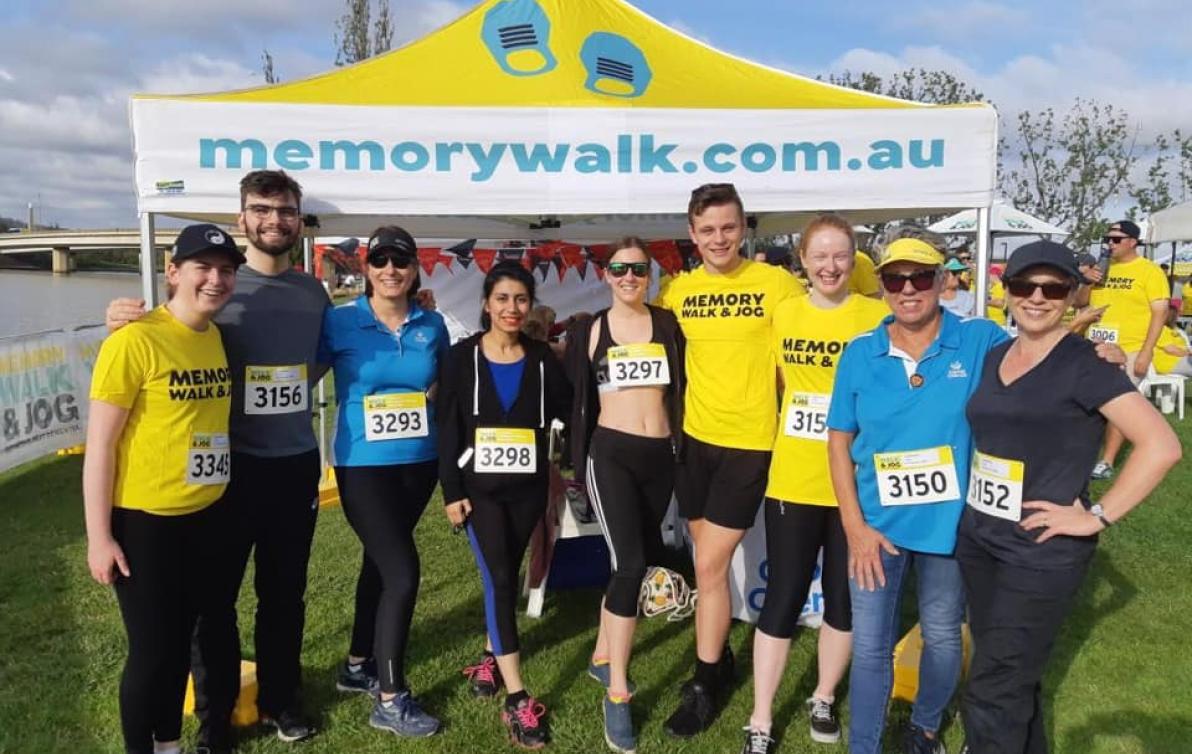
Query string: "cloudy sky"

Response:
xmin=2 ymin=0 xmax=1189 ymax=228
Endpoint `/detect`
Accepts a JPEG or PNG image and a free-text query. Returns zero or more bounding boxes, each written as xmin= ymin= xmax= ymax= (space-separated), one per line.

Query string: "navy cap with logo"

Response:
xmin=368 ymin=226 xmax=418 ymax=257
xmin=1003 ymin=240 xmax=1082 ymax=283
xmin=1109 ymin=219 xmax=1142 ymax=240
xmin=171 ymin=223 xmax=246 ymax=265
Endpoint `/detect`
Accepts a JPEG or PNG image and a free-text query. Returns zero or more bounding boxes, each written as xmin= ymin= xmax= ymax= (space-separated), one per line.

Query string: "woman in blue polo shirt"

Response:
xmin=318 ymin=226 xmax=450 ymax=738
xmin=827 ymin=237 xmax=1008 ymax=754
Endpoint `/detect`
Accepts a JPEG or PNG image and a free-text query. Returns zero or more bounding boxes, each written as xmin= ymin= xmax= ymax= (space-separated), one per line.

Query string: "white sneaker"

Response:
xmin=1090 ymin=461 xmax=1114 ymax=480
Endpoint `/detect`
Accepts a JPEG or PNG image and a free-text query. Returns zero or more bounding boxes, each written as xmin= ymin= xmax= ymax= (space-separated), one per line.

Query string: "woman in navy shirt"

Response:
xmin=958 ymin=241 xmax=1180 ymax=754
xmin=318 ymin=226 xmax=450 ymax=738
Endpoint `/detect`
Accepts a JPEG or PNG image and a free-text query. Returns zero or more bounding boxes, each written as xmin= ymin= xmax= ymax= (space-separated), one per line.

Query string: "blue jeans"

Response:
xmin=848 ymin=547 xmax=965 ymax=754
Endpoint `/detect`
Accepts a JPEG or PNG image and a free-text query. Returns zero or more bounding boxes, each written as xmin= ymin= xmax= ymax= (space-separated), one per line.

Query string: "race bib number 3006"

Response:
xmin=364 ymin=393 xmax=429 ymax=441
xmin=245 ymin=365 xmax=308 ymax=415
xmin=474 ymin=428 xmax=536 ymax=474
xmin=607 ymin=343 xmax=670 ymax=389
xmin=875 ymin=446 xmax=960 ymax=507
xmin=186 ymin=432 xmax=230 ymax=486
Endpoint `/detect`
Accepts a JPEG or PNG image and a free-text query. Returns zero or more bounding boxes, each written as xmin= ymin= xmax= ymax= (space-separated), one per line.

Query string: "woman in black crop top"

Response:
xmin=564 ymin=238 xmax=686 ymax=753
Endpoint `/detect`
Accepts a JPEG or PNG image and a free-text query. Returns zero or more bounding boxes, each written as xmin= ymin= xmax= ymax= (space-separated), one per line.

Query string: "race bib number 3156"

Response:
xmin=474 ymin=428 xmax=536 ymax=474
xmin=607 ymin=343 xmax=670 ymax=389
xmin=186 ymin=433 xmax=230 ymax=486
xmin=875 ymin=446 xmax=960 ymax=506
xmin=364 ymin=393 xmax=429 ymax=441
xmin=245 ymin=365 xmax=307 ymax=415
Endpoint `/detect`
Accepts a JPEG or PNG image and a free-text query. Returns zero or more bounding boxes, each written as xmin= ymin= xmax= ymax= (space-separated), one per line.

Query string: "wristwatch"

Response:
xmin=1089 ymin=503 xmax=1113 ymax=529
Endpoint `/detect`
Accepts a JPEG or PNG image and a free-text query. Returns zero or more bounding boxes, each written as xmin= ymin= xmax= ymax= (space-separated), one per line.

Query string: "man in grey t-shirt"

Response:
xmin=107 ymin=170 xmax=330 ymax=750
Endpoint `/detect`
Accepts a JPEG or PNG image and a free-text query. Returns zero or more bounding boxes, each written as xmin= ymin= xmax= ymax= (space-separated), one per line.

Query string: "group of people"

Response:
xmin=83 ymin=171 xmax=1180 ymax=754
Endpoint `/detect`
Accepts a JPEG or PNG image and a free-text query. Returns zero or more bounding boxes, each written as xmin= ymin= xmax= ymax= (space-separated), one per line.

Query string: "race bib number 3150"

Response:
xmin=967 ymin=451 xmax=1025 ymax=522
xmin=607 ymin=343 xmax=670 ymax=389
xmin=186 ymin=433 xmax=230 ymax=486
xmin=875 ymin=446 xmax=960 ymax=507
xmin=245 ymin=365 xmax=308 ymax=415
xmin=474 ymin=428 xmax=536 ymax=474
xmin=364 ymin=393 xmax=429 ymax=441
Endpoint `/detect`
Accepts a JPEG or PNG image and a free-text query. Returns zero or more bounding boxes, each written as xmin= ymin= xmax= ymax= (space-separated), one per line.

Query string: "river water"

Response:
xmin=0 ymin=270 xmax=159 ymax=339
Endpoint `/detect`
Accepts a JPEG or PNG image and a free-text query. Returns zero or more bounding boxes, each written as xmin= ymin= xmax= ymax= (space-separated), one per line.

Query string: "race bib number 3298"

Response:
xmin=186 ymin=432 xmax=230 ymax=486
xmin=474 ymin=427 xmax=536 ymax=474
xmin=245 ymin=365 xmax=307 ymax=415
xmin=874 ymin=446 xmax=960 ymax=507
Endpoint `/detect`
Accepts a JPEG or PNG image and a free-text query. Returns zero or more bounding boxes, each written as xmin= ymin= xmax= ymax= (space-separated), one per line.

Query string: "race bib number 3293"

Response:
xmin=186 ymin=432 xmax=230 ymax=486
xmin=874 ymin=446 xmax=960 ymax=507
xmin=245 ymin=365 xmax=307 ymax=415
xmin=474 ymin=427 xmax=536 ymax=474
xmin=364 ymin=393 xmax=429 ymax=441
xmin=607 ymin=343 xmax=670 ymax=389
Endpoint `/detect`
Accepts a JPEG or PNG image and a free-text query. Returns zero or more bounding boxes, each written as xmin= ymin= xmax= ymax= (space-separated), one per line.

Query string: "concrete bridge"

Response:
xmin=0 ymin=229 xmax=245 ymax=273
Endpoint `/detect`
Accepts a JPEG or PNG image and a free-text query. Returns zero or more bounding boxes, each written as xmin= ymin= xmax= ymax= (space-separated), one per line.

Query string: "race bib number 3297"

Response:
xmin=607 ymin=343 xmax=670 ymax=389
xmin=245 ymin=365 xmax=307 ymax=415
xmin=874 ymin=446 xmax=960 ymax=507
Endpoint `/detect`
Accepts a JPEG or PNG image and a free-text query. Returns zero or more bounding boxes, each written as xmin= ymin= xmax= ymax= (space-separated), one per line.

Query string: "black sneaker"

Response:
xmin=336 ymin=658 xmax=379 ymax=694
xmin=739 ymin=726 xmax=775 ymax=754
xmin=502 ymin=696 xmax=550 ymax=749
xmin=462 ymin=653 xmax=504 ymax=698
xmin=259 ymin=708 xmax=316 ymax=742
xmin=194 ymin=746 xmax=233 ymax=754
xmin=718 ymin=645 xmax=736 ymax=687
xmin=806 ymin=696 xmax=841 ymax=744
xmin=663 ymin=680 xmax=717 ymax=738
xmin=904 ymin=723 xmax=946 ymax=754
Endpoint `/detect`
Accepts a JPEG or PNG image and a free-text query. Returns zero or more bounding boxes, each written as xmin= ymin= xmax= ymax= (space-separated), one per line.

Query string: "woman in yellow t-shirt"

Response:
xmin=83 ymin=224 xmax=242 ymax=754
xmin=1154 ymin=304 xmax=1192 ymax=377
xmin=739 ymin=215 xmax=889 ymax=752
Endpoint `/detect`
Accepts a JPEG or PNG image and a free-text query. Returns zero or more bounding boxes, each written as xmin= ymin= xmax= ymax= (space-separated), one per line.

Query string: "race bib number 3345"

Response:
xmin=874 ymin=446 xmax=960 ymax=507
xmin=186 ymin=432 xmax=230 ymax=486
xmin=245 ymin=365 xmax=307 ymax=415
xmin=474 ymin=428 xmax=536 ymax=474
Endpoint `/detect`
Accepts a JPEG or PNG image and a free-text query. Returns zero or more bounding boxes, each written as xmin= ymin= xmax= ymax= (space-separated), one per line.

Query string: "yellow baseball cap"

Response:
xmin=876 ymin=238 xmax=945 ymax=269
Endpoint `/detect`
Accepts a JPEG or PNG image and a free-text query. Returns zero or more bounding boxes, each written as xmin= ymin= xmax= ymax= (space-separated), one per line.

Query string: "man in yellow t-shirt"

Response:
xmin=655 ymin=183 xmax=798 ymax=737
xmin=986 ymin=264 xmax=1007 ymax=325
xmin=1079 ymin=220 xmax=1170 ymax=478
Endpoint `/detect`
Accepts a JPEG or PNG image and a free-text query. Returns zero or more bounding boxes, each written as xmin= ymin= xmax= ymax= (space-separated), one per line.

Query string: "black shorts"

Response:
xmin=675 ymin=432 xmax=770 ymax=530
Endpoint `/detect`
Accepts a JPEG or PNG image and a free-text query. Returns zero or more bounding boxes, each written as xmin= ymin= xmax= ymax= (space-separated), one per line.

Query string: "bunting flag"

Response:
xmin=474 ymin=248 xmax=496 ymax=273
xmin=438 ymin=252 xmax=455 ymax=272
xmin=535 ymin=260 xmax=552 ymax=280
xmin=552 ymin=256 xmax=568 ymax=282
xmin=417 ymin=248 xmax=442 ymax=276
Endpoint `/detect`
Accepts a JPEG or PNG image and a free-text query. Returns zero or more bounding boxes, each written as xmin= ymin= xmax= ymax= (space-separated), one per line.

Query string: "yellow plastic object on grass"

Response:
xmin=57 ymin=445 xmax=85 ymax=456
xmin=318 ymin=465 xmax=340 ymax=508
xmin=183 ymin=660 xmax=258 ymax=727
xmin=891 ymin=622 xmax=973 ymax=702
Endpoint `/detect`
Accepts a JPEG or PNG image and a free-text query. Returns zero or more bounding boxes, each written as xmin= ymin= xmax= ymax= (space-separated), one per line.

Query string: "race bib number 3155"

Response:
xmin=245 ymin=365 xmax=307 ymax=415
xmin=784 ymin=392 xmax=830 ymax=441
xmin=875 ymin=446 xmax=960 ymax=506
xmin=474 ymin=428 xmax=536 ymax=474
xmin=186 ymin=433 xmax=230 ymax=486
xmin=364 ymin=393 xmax=429 ymax=441
xmin=607 ymin=343 xmax=670 ymax=389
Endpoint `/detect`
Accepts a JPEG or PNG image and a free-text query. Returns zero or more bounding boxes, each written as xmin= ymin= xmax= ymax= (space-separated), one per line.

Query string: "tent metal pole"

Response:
xmin=304 ymin=233 xmax=329 ymax=471
xmin=138 ymin=212 xmax=158 ymax=306
xmin=975 ymin=205 xmax=992 ymax=319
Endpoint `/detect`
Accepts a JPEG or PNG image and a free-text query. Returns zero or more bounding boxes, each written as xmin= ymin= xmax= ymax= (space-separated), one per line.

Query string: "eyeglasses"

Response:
xmin=607 ymin=261 xmax=650 ymax=278
xmin=880 ymin=269 xmax=938 ymax=293
xmin=245 ymin=204 xmax=301 ymax=221
xmin=1102 ymin=236 xmax=1131 ymax=244
xmin=367 ymin=251 xmax=415 ymax=270
xmin=1005 ymin=278 xmax=1073 ymax=300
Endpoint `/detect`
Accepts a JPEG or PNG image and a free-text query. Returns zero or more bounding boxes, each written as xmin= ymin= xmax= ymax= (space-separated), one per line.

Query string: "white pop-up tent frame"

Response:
xmin=130 ymin=0 xmax=998 ymax=308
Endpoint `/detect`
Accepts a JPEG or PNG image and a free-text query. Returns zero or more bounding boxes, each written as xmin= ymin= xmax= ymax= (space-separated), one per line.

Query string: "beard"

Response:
xmin=246 ymin=224 xmax=298 ymax=257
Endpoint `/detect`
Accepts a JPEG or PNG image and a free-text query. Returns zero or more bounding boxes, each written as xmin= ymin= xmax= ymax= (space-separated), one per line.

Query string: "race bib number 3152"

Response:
xmin=607 ymin=343 xmax=670 ymax=389
xmin=245 ymin=365 xmax=308 ymax=415
xmin=364 ymin=393 xmax=429 ymax=441
xmin=186 ymin=432 xmax=230 ymax=486
xmin=474 ymin=428 xmax=536 ymax=474
xmin=875 ymin=446 xmax=960 ymax=507
xmin=967 ymin=451 xmax=1025 ymax=522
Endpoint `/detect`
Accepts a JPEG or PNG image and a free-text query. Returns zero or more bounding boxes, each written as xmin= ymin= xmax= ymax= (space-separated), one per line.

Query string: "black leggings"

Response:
xmin=585 ymin=426 xmax=674 ymax=618
xmin=756 ymin=498 xmax=851 ymax=638
xmin=464 ymin=481 xmax=548 ymax=656
xmin=337 ymin=461 xmax=438 ymax=694
xmin=111 ymin=499 xmax=227 ymax=754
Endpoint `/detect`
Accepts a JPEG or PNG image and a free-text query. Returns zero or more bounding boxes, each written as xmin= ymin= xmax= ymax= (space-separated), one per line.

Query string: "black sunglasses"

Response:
xmin=607 ymin=261 xmax=650 ymax=278
xmin=880 ymin=269 xmax=937 ymax=293
xmin=367 ymin=251 xmax=415 ymax=269
xmin=1005 ymin=278 xmax=1073 ymax=300
xmin=1102 ymin=236 xmax=1131 ymax=244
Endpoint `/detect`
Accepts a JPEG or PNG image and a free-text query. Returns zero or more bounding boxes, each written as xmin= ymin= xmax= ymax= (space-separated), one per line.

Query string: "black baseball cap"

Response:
xmin=1108 ymin=220 xmax=1142 ymax=240
xmin=171 ymin=223 xmax=245 ymax=265
xmin=368 ymin=226 xmax=418 ymax=256
xmin=1003 ymin=240 xmax=1082 ymax=283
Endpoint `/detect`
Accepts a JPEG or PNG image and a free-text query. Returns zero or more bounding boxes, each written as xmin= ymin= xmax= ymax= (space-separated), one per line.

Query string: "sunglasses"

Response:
xmin=880 ymin=269 xmax=938 ymax=293
xmin=1005 ymin=278 xmax=1073 ymax=300
xmin=607 ymin=261 xmax=650 ymax=278
xmin=367 ymin=251 xmax=415 ymax=269
xmin=1102 ymin=236 xmax=1131 ymax=244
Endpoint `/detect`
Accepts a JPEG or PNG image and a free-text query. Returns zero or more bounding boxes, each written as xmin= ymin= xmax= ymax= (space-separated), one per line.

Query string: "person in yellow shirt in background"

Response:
xmin=83 ymin=224 xmax=243 ymax=754
xmin=1077 ymin=220 xmax=1171 ymax=479
xmin=738 ymin=215 xmax=888 ymax=753
xmin=655 ymin=183 xmax=800 ymax=738
xmin=986 ymin=264 xmax=1007 ymax=325
xmin=849 ymin=248 xmax=881 ymax=298
xmin=1180 ymin=279 xmax=1192 ymax=317
xmin=1153 ymin=301 xmax=1192 ymax=377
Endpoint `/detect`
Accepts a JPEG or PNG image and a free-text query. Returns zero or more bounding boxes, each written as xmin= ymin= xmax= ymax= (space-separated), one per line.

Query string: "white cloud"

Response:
xmin=903 ymin=1 xmax=1029 ymax=38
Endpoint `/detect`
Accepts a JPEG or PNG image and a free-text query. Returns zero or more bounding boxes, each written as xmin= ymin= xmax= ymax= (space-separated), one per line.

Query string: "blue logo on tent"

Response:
xmin=580 ymin=32 xmax=651 ymax=98
xmin=481 ymin=0 xmax=557 ymax=77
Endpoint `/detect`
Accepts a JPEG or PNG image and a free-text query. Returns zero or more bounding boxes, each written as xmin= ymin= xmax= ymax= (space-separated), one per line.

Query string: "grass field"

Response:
xmin=1 ymin=418 xmax=1190 ymax=754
